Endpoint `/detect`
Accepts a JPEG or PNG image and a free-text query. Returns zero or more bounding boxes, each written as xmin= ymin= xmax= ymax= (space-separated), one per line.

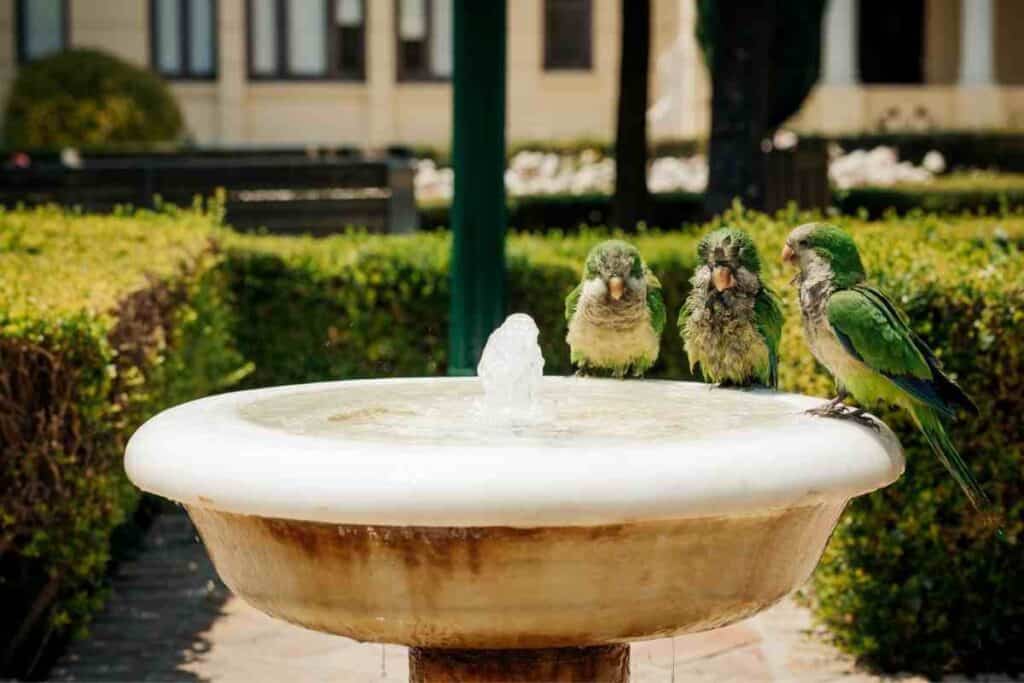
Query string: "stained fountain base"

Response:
xmin=409 ymin=645 xmax=629 ymax=682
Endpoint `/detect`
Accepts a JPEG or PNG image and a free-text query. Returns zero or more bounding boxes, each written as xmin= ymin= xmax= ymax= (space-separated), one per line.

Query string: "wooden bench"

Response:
xmin=0 ymin=156 xmax=418 ymax=235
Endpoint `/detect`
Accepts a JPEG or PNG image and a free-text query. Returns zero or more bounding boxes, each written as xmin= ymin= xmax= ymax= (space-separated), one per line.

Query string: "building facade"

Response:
xmin=0 ymin=0 xmax=1021 ymax=149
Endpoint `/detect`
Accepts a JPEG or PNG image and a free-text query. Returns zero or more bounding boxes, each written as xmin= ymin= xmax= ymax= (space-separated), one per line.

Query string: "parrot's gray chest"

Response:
xmin=683 ymin=287 xmax=767 ymax=382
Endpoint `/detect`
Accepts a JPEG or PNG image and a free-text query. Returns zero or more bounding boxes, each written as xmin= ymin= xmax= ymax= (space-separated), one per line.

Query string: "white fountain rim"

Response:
xmin=125 ymin=377 xmax=904 ymax=527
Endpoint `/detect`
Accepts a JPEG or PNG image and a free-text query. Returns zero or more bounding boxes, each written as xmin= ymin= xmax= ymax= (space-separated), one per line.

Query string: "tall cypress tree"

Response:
xmin=613 ymin=0 xmax=651 ymax=230
xmin=699 ymin=0 xmax=826 ymax=216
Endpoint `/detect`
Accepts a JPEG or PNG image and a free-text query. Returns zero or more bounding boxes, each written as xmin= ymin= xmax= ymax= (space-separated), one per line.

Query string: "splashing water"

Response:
xmin=476 ymin=313 xmax=545 ymax=422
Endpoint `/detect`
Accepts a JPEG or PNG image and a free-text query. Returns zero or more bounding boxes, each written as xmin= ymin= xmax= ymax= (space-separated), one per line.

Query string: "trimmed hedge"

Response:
xmin=0 ymin=206 xmax=248 ymax=678
xmin=225 ymin=229 xmax=701 ymax=386
xmin=4 ymin=204 xmax=1019 ymax=678
xmin=836 ymin=173 xmax=1024 ymax=219
xmin=418 ymin=177 xmax=1024 ymax=231
xmin=3 ymin=49 xmax=183 ymax=149
xmin=226 ymin=209 xmax=1022 ymax=676
xmin=419 ymin=192 xmax=705 ymax=232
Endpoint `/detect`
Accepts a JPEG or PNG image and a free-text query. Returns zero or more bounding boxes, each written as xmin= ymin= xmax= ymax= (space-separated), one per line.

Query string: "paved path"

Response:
xmin=50 ymin=511 xmax=922 ymax=683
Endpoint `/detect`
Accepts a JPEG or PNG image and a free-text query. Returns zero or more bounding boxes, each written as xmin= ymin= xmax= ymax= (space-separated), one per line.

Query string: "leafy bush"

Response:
xmin=0 ymin=206 xmax=248 ymax=678
xmin=225 ymin=229 xmax=701 ymax=386
xmin=3 ymin=49 xmax=184 ymax=149
xmin=709 ymin=209 xmax=1023 ymax=677
xmin=836 ymin=173 xmax=1024 ymax=218
xmin=226 ymin=210 xmax=1022 ymax=676
xmin=419 ymin=192 xmax=704 ymax=232
xmin=4 ymin=203 xmax=1018 ymax=678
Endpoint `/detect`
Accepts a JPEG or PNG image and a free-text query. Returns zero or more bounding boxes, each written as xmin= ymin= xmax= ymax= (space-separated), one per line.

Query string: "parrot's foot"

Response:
xmin=806 ymin=403 xmax=881 ymax=432
xmin=847 ymin=408 xmax=882 ymax=432
xmin=805 ymin=395 xmax=848 ymax=417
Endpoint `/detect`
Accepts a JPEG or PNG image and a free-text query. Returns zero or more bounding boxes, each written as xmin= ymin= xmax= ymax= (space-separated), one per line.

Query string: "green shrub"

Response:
xmin=419 ymin=192 xmax=704 ymax=232
xmin=710 ymin=209 xmax=1024 ymax=677
xmin=3 ymin=49 xmax=184 ymax=149
xmin=836 ymin=173 xmax=1024 ymax=219
xmin=225 ymin=229 xmax=702 ymax=386
xmin=6 ymin=202 xmax=1018 ymax=678
xmin=226 ymin=210 xmax=1022 ymax=676
xmin=0 ymin=205 xmax=248 ymax=678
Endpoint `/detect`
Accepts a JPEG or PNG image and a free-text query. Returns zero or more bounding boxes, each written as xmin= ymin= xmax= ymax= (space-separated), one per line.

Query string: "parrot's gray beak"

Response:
xmin=781 ymin=244 xmax=796 ymax=265
xmin=711 ymin=266 xmax=735 ymax=292
xmin=608 ymin=276 xmax=624 ymax=300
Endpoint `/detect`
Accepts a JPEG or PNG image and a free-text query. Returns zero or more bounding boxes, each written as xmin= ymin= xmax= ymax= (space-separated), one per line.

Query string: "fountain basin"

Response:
xmin=126 ymin=377 xmax=902 ymax=649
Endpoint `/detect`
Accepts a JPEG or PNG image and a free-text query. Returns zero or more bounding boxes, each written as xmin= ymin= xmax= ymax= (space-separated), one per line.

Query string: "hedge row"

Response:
xmin=225 ymin=209 xmax=1023 ymax=676
xmin=418 ymin=182 xmax=1024 ymax=232
xmin=418 ymin=192 xmax=705 ymax=232
xmin=3 ymin=205 xmax=1020 ymax=678
xmin=392 ymin=132 xmax=1024 ymax=171
xmin=835 ymin=173 xmax=1024 ymax=219
xmin=0 ymin=206 xmax=248 ymax=679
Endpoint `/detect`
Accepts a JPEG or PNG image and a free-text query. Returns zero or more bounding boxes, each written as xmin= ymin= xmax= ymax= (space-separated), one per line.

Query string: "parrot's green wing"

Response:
xmin=565 ymin=282 xmax=583 ymax=322
xmin=754 ymin=285 xmax=784 ymax=388
xmin=827 ymin=286 xmax=968 ymax=418
xmin=645 ymin=269 xmax=666 ymax=336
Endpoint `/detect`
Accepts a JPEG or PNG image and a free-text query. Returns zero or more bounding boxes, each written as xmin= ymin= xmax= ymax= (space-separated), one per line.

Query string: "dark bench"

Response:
xmin=0 ymin=156 xmax=418 ymax=235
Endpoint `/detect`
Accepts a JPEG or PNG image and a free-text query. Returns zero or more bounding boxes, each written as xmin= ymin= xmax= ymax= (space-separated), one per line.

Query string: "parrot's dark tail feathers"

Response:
xmin=915 ymin=407 xmax=991 ymax=512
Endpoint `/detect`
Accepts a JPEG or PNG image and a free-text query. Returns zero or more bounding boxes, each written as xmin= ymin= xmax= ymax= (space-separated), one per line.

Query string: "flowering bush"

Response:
xmin=414 ymin=145 xmax=947 ymax=202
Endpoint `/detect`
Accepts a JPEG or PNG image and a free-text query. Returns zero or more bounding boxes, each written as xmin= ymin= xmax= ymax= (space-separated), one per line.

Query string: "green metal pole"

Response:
xmin=447 ymin=0 xmax=507 ymax=376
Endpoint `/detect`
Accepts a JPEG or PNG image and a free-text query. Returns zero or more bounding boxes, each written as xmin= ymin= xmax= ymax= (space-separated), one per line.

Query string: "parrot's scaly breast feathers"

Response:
xmin=681 ymin=227 xmax=780 ymax=387
xmin=567 ymin=239 xmax=662 ymax=376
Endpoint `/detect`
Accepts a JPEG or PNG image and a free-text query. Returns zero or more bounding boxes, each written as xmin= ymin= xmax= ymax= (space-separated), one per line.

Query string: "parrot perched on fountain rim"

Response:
xmin=678 ymin=227 xmax=783 ymax=388
xmin=782 ymin=222 xmax=989 ymax=510
xmin=564 ymin=239 xmax=666 ymax=378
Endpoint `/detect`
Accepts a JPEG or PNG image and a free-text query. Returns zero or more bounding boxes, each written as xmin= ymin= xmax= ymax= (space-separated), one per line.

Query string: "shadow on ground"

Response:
xmin=49 ymin=511 xmax=229 ymax=682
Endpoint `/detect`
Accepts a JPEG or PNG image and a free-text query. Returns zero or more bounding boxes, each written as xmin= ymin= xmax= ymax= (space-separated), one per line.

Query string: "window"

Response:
xmin=15 ymin=0 xmax=68 ymax=64
xmin=858 ymin=0 xmax=924 ymax=84
xmin=395 ymin=0 xmax=452 ymax=81
xmin=151 ymin=0 xmax=218 ymax=79
xmin=248 ymin=0 xmax=366 ymax=80
xmin=544 ymin=0 xmax=591 ymax=70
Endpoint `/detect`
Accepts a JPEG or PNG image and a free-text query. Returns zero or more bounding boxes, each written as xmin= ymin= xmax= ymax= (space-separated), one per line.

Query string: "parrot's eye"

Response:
xmin=798 ymin=239 xmax=809 ymax=248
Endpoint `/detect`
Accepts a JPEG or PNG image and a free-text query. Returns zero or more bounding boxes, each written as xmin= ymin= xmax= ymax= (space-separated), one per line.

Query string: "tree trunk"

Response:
xmin=701 ymin=0 xmax=826 ymax=218
xmin=613 ymin=0 xmax=650 ymax=230
xmin=703 ymin=0 xmax=775 ymax=217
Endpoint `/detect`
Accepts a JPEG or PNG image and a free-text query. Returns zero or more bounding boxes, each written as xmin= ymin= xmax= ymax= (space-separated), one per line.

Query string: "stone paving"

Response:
xmin=49 ymin=511 xmax=934 ymax=682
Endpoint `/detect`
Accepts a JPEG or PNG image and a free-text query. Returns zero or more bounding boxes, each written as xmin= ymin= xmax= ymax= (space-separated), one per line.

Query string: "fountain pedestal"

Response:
xmin=126 ymin=378 xmax=903 ymax=683
xmin=409 ymin=645 xmax=628 ymax=683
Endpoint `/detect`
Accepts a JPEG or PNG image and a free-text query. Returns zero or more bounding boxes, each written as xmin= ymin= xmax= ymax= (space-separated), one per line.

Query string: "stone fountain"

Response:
xmin=126 ymin=314 xmax=902 ymax=682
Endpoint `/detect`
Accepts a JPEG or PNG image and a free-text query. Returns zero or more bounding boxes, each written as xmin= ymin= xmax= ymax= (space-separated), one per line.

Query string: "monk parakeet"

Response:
xmin=679 ymin=227 xmax=783 ymax=388
xmin=565 ymin=240 xmax=666 ymax=377
xmin=783 ymin=223 xmax=988 ymax=509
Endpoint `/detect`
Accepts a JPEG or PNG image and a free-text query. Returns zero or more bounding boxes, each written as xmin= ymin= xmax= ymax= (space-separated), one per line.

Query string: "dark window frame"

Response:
xmin=394 ymin=0 xmax=449 ymax=83
xmin=15 ymin=0 xmax=70 ymax=65
xmin=857 ymin=0 xmax=924 ymax=85
xmin=543 ymin=0 xmax=593 ymax=71
xmin=246 ymin=0 xmax=367 ymax=82
xmin=150 ymin=0 xmax=220 ymax=81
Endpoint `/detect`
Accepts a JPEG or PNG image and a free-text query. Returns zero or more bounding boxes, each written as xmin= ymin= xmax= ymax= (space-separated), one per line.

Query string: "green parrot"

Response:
xmin=783 ymin=222 xmax=988 ymax=509
xmin=679 ymin=227 xmax=783 ymax=388
xmin=565 ymin=240 xmax=666 ymax=377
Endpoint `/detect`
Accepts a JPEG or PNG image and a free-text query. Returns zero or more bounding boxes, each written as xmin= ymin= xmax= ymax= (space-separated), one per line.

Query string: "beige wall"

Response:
xmin=995 ymin=0 xmax=1024 ymax=85
xmin=71 ymin=0 xmax=147 ymax=63
xmin=1 ymin=0 xmax=1022 ymax=146
xmin=924 ymin=0 xmax=959 ymax=85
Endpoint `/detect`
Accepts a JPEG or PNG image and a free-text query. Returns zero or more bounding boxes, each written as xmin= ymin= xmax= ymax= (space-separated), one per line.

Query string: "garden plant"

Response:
xmin=0 ymin=204 xmax=1020 ymax=678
